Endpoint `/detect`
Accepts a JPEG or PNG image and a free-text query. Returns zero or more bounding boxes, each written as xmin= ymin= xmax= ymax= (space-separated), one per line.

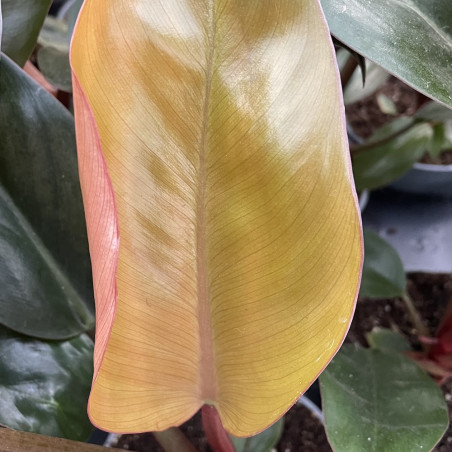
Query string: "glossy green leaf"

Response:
xmin=353 ymin=118 xmax=433 ymax=190
xmin=0 ymin=186 xmax=91 ymax=339
xmin=321 ymin=0 xmax=452 ymax=109
xmin=230 ymin=418 xmax=284 ymax=452
xmin=1 ymin=0 xmax=52 ymax=66
xmin=367 ymin=328 xmax=411 ymax=354
xmin=0 ymin=54 xmax=94 ymax=339
xmin=360 ymin=229 xmax=406 ymax=299
xmin=0 ymin=325 xmax=93 ymax=441
xmin=320 ymin=345 xmax=448 ymax=452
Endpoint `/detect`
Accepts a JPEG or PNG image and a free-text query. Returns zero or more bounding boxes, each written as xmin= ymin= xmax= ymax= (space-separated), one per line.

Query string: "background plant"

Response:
xmin=0 ymin=1 xmax=451 ymax=451
xmin=0 ymin=0 xmax=94 ymax=442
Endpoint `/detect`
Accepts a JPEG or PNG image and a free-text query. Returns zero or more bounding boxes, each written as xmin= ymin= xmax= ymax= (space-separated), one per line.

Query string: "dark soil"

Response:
xmin=276 ymin=404 xmax=331 ymax=452
xmin=115 ymin=411 xmax=212 ymax=452
xmin=421 ymin=150 xmax=452 ymax=166
xmin=346 ymin=76 xmax=421 ymax=139
xmin=112 ymin=273 xmax=452 ymax=452
xmin=349 ymin=273 xmax=452 ymax=349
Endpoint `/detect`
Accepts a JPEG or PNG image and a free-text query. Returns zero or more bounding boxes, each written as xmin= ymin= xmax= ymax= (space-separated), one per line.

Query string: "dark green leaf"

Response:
xmin=360 ymin=229 xmax=406 ymax=299
xmin=230 ymin=417 xmax=284 ymax=452
xmin=320 ymin=345 xmax=448 ymax=452
xmin=0 ymin=325 xmax=93 ymax=441
xmin=367 ymin=328 xmax=411 ymax=354
xmin=37 ymin=16 xmax=68 ymax=51
xmin=37 ymin=46 xmax=72 ymax=92
xmin=364 ymin=117 xmax=415 ymax=145
xmin=0 ymin=186 xmax=92 ymax=339
xmin=321 ymin=0 xmax=452 ymax=109
xmin=1 ymin=0 xmax=52 ymax=66
xmin=36 ymin=17 xmax=71 ymax=92
xmin=0 ymin=54 xmax=94 ymax=339
xmin=416 ymin=101 xmax=452 ymax=122
xmin=352 ymin=118 xmax=432 ymax=190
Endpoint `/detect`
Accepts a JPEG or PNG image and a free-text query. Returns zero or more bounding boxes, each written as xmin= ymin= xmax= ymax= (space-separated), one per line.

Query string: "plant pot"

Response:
xmin=391 ymin=162 xmax=452 ymax=197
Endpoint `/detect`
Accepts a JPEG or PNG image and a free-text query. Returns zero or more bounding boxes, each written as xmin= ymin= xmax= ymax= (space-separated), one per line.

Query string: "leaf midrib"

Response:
xmin=197 ymin=0 xmax=217 ymax=403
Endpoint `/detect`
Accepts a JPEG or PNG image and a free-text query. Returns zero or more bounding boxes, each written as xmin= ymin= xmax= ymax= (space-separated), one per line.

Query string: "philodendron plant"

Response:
xmin=320 ymin=229 xmax=448 ymax=452
xmin=1 ymin=0 xmax=452 ymax=451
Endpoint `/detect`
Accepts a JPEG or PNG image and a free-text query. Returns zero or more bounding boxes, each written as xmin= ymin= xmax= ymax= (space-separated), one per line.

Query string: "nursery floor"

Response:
xmin=112 ymin=273 xmax=452 ymax=451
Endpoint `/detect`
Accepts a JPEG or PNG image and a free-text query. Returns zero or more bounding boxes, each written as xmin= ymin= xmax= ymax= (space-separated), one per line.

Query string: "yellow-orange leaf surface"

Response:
xmin=71 ymin=0 xmax=362 ymax=436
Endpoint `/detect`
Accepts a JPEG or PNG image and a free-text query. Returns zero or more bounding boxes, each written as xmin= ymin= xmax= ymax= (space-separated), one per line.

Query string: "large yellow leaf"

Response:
xmin=71 ymin=0 xmax=362 ymax=437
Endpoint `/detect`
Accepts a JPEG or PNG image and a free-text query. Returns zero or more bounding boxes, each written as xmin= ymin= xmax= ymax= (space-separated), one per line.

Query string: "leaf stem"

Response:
xmin=340 ymin=54 xmax=358 ymax=89
xmin=402 ymin=292 xmax=429 ymax=350
xmin=153 ymin=428 xmax=199 ymax=452
xmin=350 ymin=120 xmax=419 ymax=154
xmin=202 ymin=405 xmax=236 ymax=452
